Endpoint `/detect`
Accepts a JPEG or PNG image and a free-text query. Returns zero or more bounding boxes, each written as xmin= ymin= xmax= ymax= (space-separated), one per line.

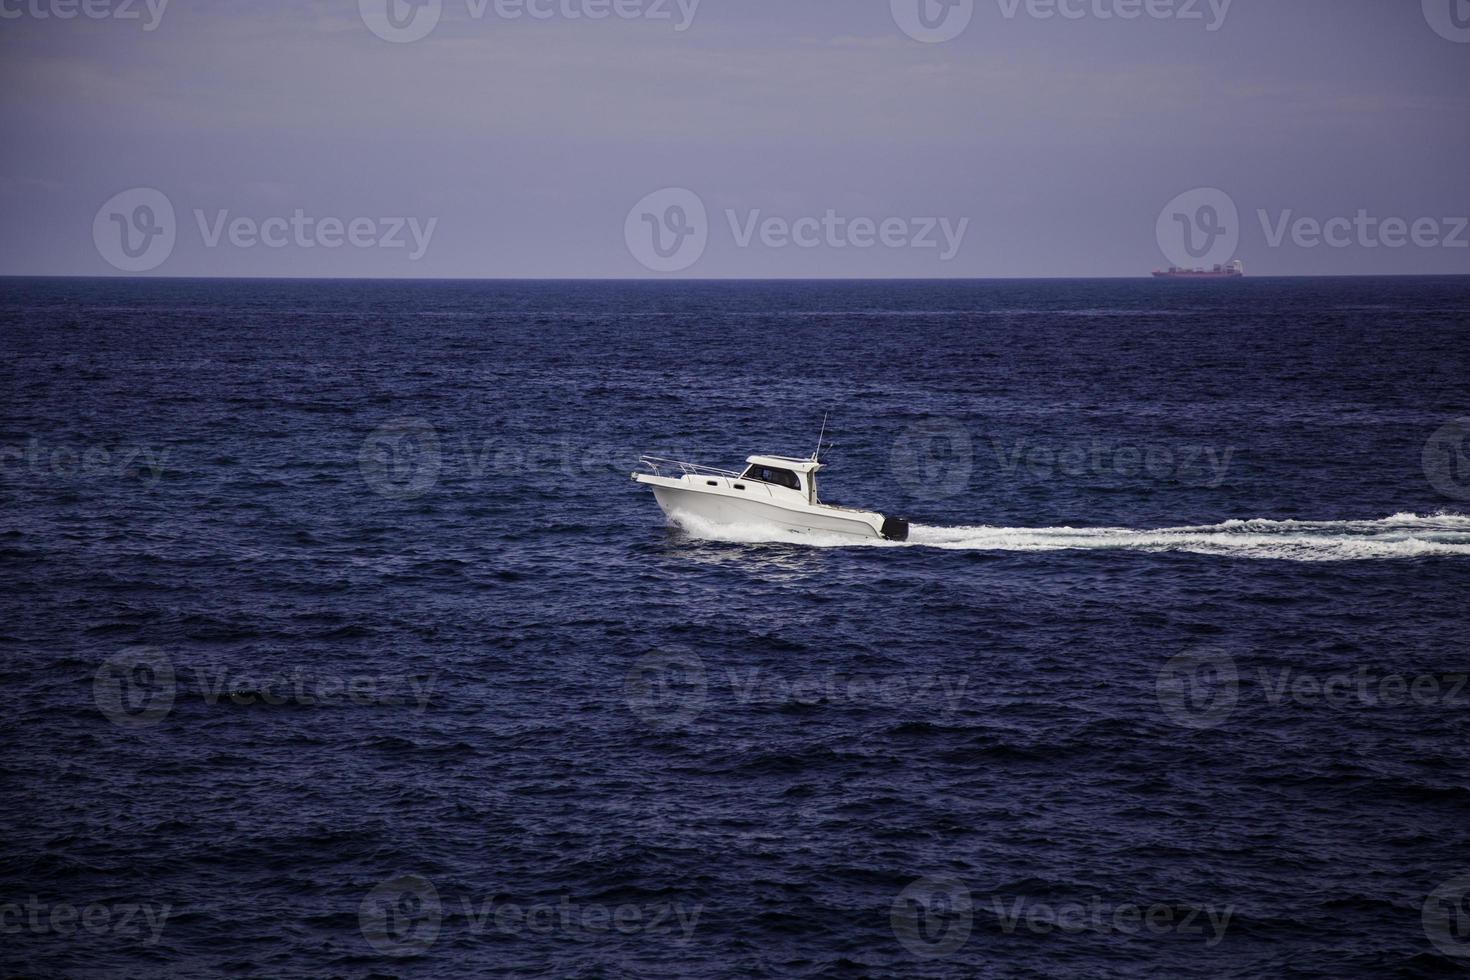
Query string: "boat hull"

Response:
xmin=643 ymin=481 xmax=885 ymax=540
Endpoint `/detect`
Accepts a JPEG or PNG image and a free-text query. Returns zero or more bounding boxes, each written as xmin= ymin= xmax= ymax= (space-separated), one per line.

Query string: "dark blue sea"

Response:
xmin=3 ymin=276 xmax=1470 ymax=979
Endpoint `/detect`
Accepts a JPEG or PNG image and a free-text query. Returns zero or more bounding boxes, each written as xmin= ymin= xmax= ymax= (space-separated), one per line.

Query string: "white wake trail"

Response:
xmin=671 ymin=512 xmax=1470 ymax=562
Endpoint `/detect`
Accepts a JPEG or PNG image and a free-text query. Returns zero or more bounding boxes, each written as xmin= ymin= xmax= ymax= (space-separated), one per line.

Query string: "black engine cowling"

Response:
xmin=880 ymin=515 xmax=910 ymax=542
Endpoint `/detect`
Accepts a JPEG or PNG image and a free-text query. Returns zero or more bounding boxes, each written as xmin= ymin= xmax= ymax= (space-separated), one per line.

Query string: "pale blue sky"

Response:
xmin=1 ymin=0 xmax=1467 ymax=277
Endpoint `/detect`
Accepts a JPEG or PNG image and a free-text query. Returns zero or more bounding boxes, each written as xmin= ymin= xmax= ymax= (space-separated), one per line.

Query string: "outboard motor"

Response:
xmin=880 ymin=515 xmax=910 ymax=542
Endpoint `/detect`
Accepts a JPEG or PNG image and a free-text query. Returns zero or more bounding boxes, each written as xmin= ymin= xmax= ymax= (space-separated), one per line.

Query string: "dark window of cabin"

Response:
xmin=742 ymin=465 xmax=801 ymax=491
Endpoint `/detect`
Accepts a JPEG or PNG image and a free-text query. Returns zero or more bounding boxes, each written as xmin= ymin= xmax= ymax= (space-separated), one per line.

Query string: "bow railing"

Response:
xmin=636 ymin=455 xmax=743 ymax=479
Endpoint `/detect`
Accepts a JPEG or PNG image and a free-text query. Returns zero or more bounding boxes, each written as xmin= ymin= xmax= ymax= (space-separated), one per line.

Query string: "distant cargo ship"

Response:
xmin=1153 ymin=259 xmax=1244 ymax=279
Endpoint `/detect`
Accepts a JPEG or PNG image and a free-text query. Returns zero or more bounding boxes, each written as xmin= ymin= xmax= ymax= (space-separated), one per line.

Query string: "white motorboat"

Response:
xmin=631 ymin=452 xmax=909 ymax=542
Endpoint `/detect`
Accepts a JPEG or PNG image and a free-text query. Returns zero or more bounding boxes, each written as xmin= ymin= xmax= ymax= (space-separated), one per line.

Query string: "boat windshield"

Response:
xmin=741 ymin=464 xmax=802 ymax=491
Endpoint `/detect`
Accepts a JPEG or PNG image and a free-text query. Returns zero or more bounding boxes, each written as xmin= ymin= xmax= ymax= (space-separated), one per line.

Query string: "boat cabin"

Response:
xmin=739 ymin=455 xmax=823 ymax=504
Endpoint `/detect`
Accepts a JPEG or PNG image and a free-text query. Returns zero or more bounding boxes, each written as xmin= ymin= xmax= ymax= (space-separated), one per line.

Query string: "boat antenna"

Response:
xmin=812 ymin=413 xmax=828 ymax=464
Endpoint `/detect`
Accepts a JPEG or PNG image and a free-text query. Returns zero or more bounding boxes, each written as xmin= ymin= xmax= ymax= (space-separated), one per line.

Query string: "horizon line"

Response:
xmin=3 ymin=273 xmax=1469 ymax=283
